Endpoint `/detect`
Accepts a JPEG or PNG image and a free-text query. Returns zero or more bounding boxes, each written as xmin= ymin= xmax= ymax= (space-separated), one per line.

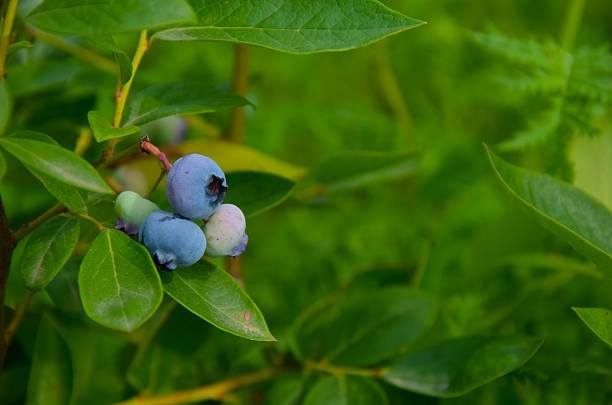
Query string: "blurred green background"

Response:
xmin=2 ymin=0 xmax=612 ymax=403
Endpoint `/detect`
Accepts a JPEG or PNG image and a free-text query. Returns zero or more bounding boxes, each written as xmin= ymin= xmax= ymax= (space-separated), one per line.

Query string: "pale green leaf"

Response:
xmin=88 ymin=110 xmax=139 ymax=142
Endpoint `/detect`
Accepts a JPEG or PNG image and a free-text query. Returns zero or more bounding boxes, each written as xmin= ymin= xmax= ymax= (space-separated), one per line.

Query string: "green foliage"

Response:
xmin=154 ymin=0 xmax=424 ymax=54
xmin=123 ymin=82 xmax=252 ymax=126
xmin=78 ymin=230 xmax=163 ymax=332
xmin=16 ymin=216 xmax=79 ymax=290
xmin=382 ymin=336 xmax=543 ymax=397
xmin=2 ymin=0 xmax=612 ymax=404
xmin=161 ymin=261 xmax=274 ymax=341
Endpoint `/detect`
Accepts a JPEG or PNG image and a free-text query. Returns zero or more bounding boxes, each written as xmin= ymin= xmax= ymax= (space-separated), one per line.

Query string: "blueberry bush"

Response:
xmin=0 ymin=0 xmax=612 ymax=404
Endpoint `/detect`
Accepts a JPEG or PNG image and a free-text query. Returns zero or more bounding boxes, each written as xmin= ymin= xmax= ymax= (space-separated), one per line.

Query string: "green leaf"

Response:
xmin=0 ymin=80 xmax=10 ymax=133
xmin=26 ymin=0 xmax=195 ymax=36
xmin=6 ymin=60 xmax=83 ymax=96
xmin=123 ymin=82 xmax=251 ymax=126
xmin=382 ymin=336 xmax=543 ymax=398
xmin=25 ymin=316 xmax=72 ymax=405
xmin=7 ymin=40 xmax=33 ymax=56
xmin=312 ymin=151 xmax=420 ymax=192
xmin=291 ymin=287 xmax=436 ymax=366
xmin=87 ymin=110 xmax=139 ymax=142
xmin=304 ymin=376 xmax=388 ymax=405
xmin=486 ymin=146 xmax=612 ymax=272
xmin=161 ymin=261 xmax=275 ymax=341
xmin=0 ymin=135 xmax=113 ymax=194
xmin=17 ymin=216 xmax=79 ymax=290
xmin=84 ymin=36 xmax=131 ymax=84
xmin=78 ymin=230 xmax=163 ymax=332
xmin=225 ymin=171 xmax=295 ymax=216
xmin=155 ymin=0 xmax=424 ymax=54
xmin=7 ymin=131 xmax=89 ymax=213
xmin=573 ymin=307 xmax=612 ymax=346
xmin=266 ymin=374 xmax=305 ymax=405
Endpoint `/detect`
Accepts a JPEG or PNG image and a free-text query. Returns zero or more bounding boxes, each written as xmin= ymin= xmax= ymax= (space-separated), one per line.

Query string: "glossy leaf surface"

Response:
xmin=487 ymin=146 xmax=612 ymax=272
xmin=573 ymin=307 xmax=612 ymax=346
xmin=123 ymin=82 xmax=251 ymax=126
xmin=155 ymin=0 xmax=424 ymax=54
xmin=18 ymin=216 xmax=79 ymax=290
xmin=225 ymin=171 xmax=295 ymax=216
xmin=79 ymin=230 xmax=163 ymax=332
xmin=161 ymin=260 xmax=275 ymax=341
xmin=88 ymin=110 xmax=139 ymax=142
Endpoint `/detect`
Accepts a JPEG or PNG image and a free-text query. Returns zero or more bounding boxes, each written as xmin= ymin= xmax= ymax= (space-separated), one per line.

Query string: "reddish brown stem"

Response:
xmin=140 ymin=136 xmax=172 ymax=172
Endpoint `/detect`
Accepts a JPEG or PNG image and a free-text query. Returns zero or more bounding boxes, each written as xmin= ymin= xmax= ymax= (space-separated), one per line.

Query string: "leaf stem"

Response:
xmin=305 ymin=359 xmax=387 ymax=378
xmin=4 ymin=290 xmax=32 ymax=345
xmin=140 ymin=136 xmax=172 ymax=172
xmin=75 ymin=213 xmax=106 ymax=231
xmin=560 ymin=0 xmax=587 ymax=51
xmin=0 ymin=0 xmax=19 ymax=80
xmin=12 ymin=202 xmax=66 ymax=243
xmin=28 ymin=29 xmax=116 ymax=73
xmin=103 ymin=29 xmax=150 ymax=160
xmin=74 ymin=128 xmax=92 ymax=157
xmin=114 ymin=368 xmax=281 ymax=405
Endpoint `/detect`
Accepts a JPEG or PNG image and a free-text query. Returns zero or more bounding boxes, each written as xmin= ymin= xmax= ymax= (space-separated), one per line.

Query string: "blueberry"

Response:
xmin=166 ymin=154 xmax=227 ymax=220
xmin=138 ymin=210 xmax=206 ymax=270
xmin=114 ymin=190 xmax=160 ymax=226
xmin=203 ymin=204 xmax=247 ymax=257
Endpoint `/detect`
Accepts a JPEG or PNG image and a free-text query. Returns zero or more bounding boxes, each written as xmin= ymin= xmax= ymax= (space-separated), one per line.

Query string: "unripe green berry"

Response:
xmin=114 ymin=191 xmax=160 ymax=227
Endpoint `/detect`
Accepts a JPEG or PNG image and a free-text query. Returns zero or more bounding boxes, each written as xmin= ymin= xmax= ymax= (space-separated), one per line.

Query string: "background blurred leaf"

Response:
xmin=308 ymin=150 xmax=420 ymax=193
xmin=0 ymin=135 xmax=112 ymax=194
xmin=87 ymin=110 xmax=139 ymax=142
xmin=155 ymin=0 xmax=424 ymax=54
xmin=382 ymin=336 xmax=543 ymax=397
xmin=0 ymin=80 xmax=10 ymax=133
xmin=123 ymin=82 xmax=251 ymax=126
xmin=303 ymin=375 xmax=388 ymax=405
xmin=78 ymin=229 xmax=163 ymax=332
xmin=161 ymin=260 xmax=275 ymax=341
xmin=573 ymin=307 xmax=612 ymax=346
xmin=487 ymin=146 xmax=612 ymax=272
xmin=290 ymin=287 xmax=436 ymax=366
xmin=26 ymin=0 xmax=195 ymax=36
xmin=0 ymin=150 xmax=6 ymax=180
xmin=25 ymin=316 xmax=73 ymax=405
xmin=17 ymin=216 xmax=79 ymax=290
xmin=225 ymin=171 xmax=295 ymax=216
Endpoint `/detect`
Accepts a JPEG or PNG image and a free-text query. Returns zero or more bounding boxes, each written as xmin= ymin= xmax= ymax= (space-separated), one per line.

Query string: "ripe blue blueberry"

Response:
xmin=203 ymin=204 xmax=248 ymax=257
xmin=166 ymin=154 xmax=227 ymax=220
xmin=139 ymin=210 xmax=206 ymax=270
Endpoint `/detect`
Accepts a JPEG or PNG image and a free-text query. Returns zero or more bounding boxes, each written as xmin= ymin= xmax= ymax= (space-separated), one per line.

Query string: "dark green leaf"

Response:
xmin=25 ymin=316 xmax=72 ymax=405
xmin=161 ymin=261 xmax=275 ymax=341
xmin=78 ymin=230 xmax=163 ymax=332
xmin=225 ymin=171 xmax=295 ymax=216
xmin=84 ymin=36 xmax=131 ymax=84
xmin=124 ymin=82 xmax=251 ymax=126
xmin=304 ymin=376 xmax=388 ymax=405
xmin=486 ymin=146 xmax=612 ymax=272
xmin=0 ymin=364 xmax=29 ymax=405
xmin=88 ymin=110 xmax=139 ymax=142
xmin=7 ymin=40 xmax=33 ymax=56
xmin=0 ymin=135 xmax=113 ymax=194
xmin=7 ymin=131 xmax=89 ymax=213
xmin=6 ymin=60 xmax=83 ymax=95
xmin=382 ymin=336 xmax=543 ymax=398
xmin=155 ymin=0 xmax=424 ymax=54
xmin=312 ymin=151 xmax=420 ymax=192
xmin=266 ymin=374 xmax=305 ymax=405
xmin=291 ymin=287 xmax=436 ymax=366
xmin=6 ymin=233 xmax=30 ymax=308
xmin=573 ymin=307 xmax=612 ymax=346
xmin=18 ymin=216 xmax=79 ymax=290
xmin=0 ymin=80 xmax=10 ymax=133
xmin=27 ymin=0 xmax=195 ymax=36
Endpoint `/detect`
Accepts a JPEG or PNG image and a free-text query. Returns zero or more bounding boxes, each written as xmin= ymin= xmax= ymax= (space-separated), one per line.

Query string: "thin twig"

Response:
xmin=4 ymin=290 xmax=33 ymax=345
xmin=114 ymin=368 xmax=281 ymax=405
xmin=145 ymin=169 xmax=166 ymax=199
xmin=140 ymin=136 xmax=172 ymax=172
xmin=12 ymin=202 xmax=66 ymax=243
xmin=0 ymin=0 xmax=20 ymax=79
xmin=304 ymin=359 xmax=387 ymax=378
xmin=102 ymin=29 xmax=150 ymax=161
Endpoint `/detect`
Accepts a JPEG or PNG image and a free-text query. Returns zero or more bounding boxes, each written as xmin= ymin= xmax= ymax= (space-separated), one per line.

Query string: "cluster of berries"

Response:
xmin=114 ymin=154 xmax=247 ymax=271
